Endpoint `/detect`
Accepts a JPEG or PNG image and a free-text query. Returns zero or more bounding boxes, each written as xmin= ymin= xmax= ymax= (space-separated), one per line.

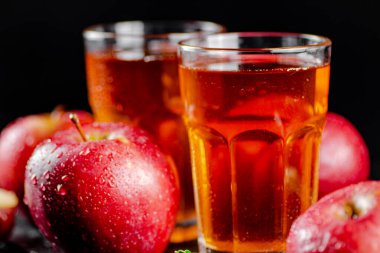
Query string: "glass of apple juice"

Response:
xmin=82 ymin=20 xmax=226 ymax=243
xmin=178 ymin=32 xmax=332 ymax=253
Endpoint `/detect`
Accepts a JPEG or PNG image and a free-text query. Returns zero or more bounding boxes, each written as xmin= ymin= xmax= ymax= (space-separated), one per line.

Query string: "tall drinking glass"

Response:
xmin=178 ymin=32 xmax=331 ymax=252
xmin=83 ymin=20 xmax=226 ymax=243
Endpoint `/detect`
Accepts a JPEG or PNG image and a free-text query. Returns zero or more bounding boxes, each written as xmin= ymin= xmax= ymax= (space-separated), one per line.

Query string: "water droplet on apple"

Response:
xmin=108 ymin=177 xmax=116 ymax=187
xmin=97 ymin=155 xmax=104 ymax=162
xmin=61 ymin=175 xmax=69 ymax=182
xmin=137 ymin=136 xmax=147 ymax=144
xmin=99 ymin=175 xmax=106 ymax=185
xmin=56 ymin=184 xmax=67 ymax=196
xmin=41 ymin=184 xmax=46 ymax=191
xmin=43 ymin=171 xmax=50 ymax=179
xmin=84 ymin=148 xmax=90 ymax=155
xmin=31 ymin=174 xmax=37 ymax=185
xmin=57 ymin=152 xmax=63 ymax=158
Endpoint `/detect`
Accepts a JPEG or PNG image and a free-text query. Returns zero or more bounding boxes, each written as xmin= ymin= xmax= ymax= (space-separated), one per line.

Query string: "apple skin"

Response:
xmin=0 ymin=109 xmax=93 ymax=200
xmin=319 ymin=112 xmax=370 ymax=198
xmin=286 ymin=181 xmax=380 ymax=253
xmin=24 ymin=122 xmax=180 ymax=253
xmin=0 ymin=188 xmax=18 ymax=239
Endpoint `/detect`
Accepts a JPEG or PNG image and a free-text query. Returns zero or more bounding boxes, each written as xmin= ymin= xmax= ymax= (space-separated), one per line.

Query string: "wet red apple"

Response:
xmin=319 ymin=112 xmax=370 ymax=198
xmin=24 ymin=119 xmax=180 ymax=253
xmin=287 ymin=180 xmax=380 ymax=252
xmin=0 ymin=188 xmax=18 ymax=239
xmin=0 ymin=107 xmax=93 ymax=200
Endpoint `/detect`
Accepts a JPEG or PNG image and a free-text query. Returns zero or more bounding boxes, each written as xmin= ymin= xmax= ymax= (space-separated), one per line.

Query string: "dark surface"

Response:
xmin=2 ymin=211 xmax=198 ymax=253
xmin=4 ymin=212 xmax=52 ymax=253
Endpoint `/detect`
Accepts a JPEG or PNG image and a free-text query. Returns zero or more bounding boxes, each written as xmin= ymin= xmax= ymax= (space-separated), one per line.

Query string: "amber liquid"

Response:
xmin=85 ymin=51 xmax=197 ymax=243
xmin=179 ymin=59 xmax=330 ymax=252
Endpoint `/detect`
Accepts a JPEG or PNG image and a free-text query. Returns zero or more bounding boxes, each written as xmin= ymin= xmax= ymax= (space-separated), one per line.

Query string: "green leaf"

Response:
xmin=174 ymin=250 xmax=191 ymax=253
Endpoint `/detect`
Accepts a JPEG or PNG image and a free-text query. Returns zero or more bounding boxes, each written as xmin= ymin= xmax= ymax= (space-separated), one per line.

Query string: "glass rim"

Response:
xmin=178 ymin=32 xmax=332 ymax=53
xmin=83 ymin=20 xmax=226 ymax=40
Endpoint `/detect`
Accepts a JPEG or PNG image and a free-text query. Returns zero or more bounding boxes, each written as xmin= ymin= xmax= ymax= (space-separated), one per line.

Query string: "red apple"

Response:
xmin=0 ymin=107 xmax=93 ymax=200
xmin=319 ymin=112 xmax=370 ymax=198
xmin=24 ymin=120 xmax=180 ymax=253
xmin=287 ymin=180 xmax=380 ymax=253
xmin=0 ymin=188 xmax=18 ymax=239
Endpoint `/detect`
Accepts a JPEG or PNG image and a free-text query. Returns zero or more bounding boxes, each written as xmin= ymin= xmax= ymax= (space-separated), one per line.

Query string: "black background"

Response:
xmin=1 ymin=0 xmax=379 ymax=179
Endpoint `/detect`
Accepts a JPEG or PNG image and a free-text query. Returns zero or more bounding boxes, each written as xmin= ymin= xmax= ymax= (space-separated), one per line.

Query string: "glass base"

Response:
xmin=170 ymin=218 xmax=197 ymax=243
xmin=198 ymin=237 xmax=285 ymax=253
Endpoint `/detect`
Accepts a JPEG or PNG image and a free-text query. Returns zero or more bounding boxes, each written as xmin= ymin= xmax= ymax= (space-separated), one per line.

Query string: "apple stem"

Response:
xmin=344 ymin=202 xmax=361 ymax=219
xmin=69 ymin=113 xmax=88 ymax=142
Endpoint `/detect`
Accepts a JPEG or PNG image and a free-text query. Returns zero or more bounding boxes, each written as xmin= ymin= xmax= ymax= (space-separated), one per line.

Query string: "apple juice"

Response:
xmin=85 ymin=51 xmax=196 ymax=242
xmin=179 ymin=60 xmax=330 ymax=252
